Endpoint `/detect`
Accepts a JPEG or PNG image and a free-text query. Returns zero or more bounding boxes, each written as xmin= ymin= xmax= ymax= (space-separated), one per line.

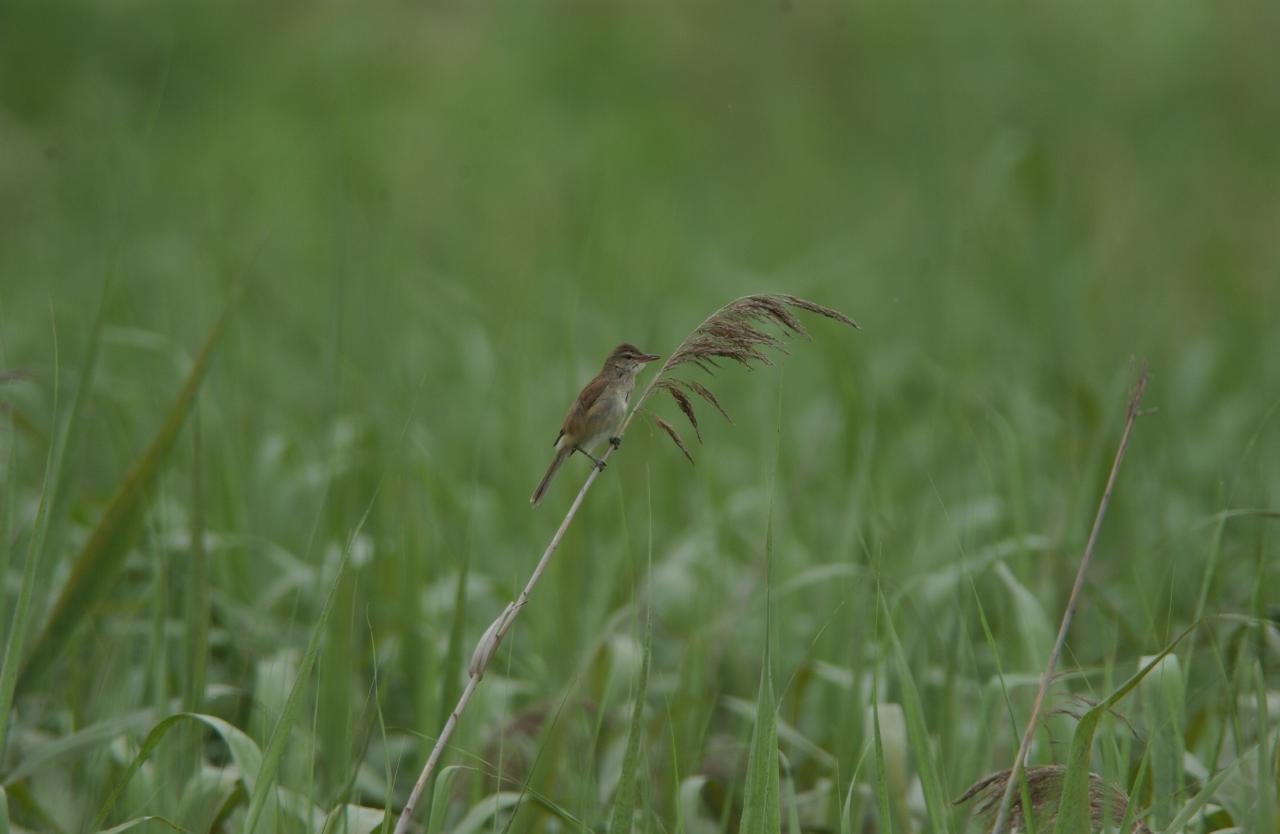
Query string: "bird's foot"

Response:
xmin=575 ymin=446 xmax=607 ymax=470
xmin=608 ymin=436 xmax=622 ymax=449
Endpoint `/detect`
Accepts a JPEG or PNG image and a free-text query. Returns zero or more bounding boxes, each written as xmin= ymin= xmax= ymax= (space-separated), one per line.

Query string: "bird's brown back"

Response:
xmin=557 ymin=374 xmax=610 ymax=443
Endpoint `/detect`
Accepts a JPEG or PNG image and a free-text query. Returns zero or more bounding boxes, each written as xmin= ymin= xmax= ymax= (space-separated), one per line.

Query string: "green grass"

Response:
xmin=2 ymin=0 xmax=1279 ymax=831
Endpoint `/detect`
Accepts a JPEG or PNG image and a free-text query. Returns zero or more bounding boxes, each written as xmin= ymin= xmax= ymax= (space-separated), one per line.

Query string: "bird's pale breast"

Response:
xmin=581 ymin=386 xmax=627 ymax=448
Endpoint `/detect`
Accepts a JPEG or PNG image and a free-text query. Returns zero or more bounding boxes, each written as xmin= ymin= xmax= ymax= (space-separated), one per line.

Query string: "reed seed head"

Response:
xmin=642 ymin=294 xmax=858 ymax=462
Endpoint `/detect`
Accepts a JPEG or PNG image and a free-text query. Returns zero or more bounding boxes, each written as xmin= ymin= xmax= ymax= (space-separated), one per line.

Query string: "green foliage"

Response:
xmin=94 ymin=710 xmax=388 ymax=833
xmin=1140 ymin=653 xmax=1185 ymax=830
xmin=243 ymin=500 xmax=372 ymax=834
xmin=94 ymin=712 xmax=265 ymax=826
xmin=425 ymin=766 xmax=468 ymax=834
xmin=1052 ymin=627 xmax=1194 ymax=834
xmin=0 ymin=291 xmax=103 ymax=749
xmin=880 ymin=594 xmax=953 ymax=834
xmin=869 ymin=694 xmax=896 ymax=834
xmin=1159 ymin=761 xmax=1236 ymax=834
xmin=94 ymin=815 xmax=188 ymax=833
xmin=608 ymin=611 xmax=651 ymax=834
xmin=18 ymin=306 xmax=233 ymax=690
xmin=739 ymin=638 xmax=780 ymax=834
xmin=741 ymin=474 xmax=780 ymax=834
xmin=1249 ymin=662 xmax=1276 ymax=834
xmin=1 ymin=0 xmax=1279 ymax=831
xmin=182 ymin=415 xmax=208 ymax=713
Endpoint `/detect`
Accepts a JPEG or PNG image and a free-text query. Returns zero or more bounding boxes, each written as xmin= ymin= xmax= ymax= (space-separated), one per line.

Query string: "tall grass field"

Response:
xmin=1 ymin=1 xmax=1278 ymax=832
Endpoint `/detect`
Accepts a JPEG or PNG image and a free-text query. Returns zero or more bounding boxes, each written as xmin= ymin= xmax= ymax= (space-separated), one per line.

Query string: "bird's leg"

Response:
xmin=574 ymin=446 xmax=607 ymax=470
xmin=608 ymin=436 xmax=622 ymax=449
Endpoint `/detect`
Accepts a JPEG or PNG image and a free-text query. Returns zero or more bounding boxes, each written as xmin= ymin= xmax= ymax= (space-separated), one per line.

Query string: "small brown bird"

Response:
xmin=530 ymin=343 xmax=660 ymax=505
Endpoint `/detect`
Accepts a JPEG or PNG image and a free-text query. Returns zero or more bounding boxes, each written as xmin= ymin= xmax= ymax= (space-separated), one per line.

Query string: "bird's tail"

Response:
xmin=530 ymin=445 xmax=572 ymax=506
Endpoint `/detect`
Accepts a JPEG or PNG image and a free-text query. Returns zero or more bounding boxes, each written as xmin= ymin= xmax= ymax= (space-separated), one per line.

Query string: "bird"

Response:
xmin=530 ymin=343 xmax=660 ymax=505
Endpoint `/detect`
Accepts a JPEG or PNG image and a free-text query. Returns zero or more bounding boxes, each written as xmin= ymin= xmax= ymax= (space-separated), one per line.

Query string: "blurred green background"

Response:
xmin=1 ymin=0 xmax=1278 ymax=831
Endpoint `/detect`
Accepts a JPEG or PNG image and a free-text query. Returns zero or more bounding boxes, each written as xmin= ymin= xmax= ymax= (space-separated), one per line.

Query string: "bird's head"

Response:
xmin=605 ymin=343 xmax=660 ymax=375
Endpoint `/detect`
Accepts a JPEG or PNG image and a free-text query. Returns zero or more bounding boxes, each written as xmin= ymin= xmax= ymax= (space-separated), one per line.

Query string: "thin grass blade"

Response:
xmin=93 ymin=816 xmax=190 ymax=833
xmin=450 ymin=793 xmax=523 ymax=834
xmin=241 ymin=496 xmax=375 ymax=834
xmin=183 ymin=411 xmax=208 ymax=711
xmin=1139 ymin=653 xmax=1184 ymax=830
xmin=425 ymin=765 xmax=468 ymax=834
xmin=1051 ymin=624 xmax=1195 ymax=834
xmin=318 ymin=804 xmax=389 ymax=834
xmin=93 ymin=711 xmax=263 ymax=828
xmin=5 ymin=698 xmax=207 ymax=784
xmin=868 ymin=589 xmax=898 ymax=834
xmin=608 ymin=607 xmax=651 ymax=834
xmin=18 ymin=304 xmax=235 ymax=689
xmin=869 ymin=697 xmax=896 ymax=834
xmin=1252 ymin=661 xmax=1274 ymax=834
xmin=738 ymin=648 xmax=780 ymax=834
xmin=739 ymin=506 xmax=779 ymax=834
xmin=0 ymin=296 xmax=106 ymax=748
xmin=439 ymin=555 xmax=469 ymax=739
xmin=1158 ymin=761 xmax=1236 ymax=834
xmin=781 ymin=755 xmax=801 ymax=834
xmin=0 ymin=410 xmax=15 ymax=608
xmin=879 ymin=594 xmax=953 ymax=834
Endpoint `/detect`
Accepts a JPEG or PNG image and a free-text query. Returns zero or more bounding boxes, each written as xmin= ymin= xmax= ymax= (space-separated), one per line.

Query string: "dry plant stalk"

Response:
xmin=392 ymin=295 xmax=858 ymax=833
xmin=988 ymin=363 xmax=1149 ymax=834
xmin=959 ymin=766 xmax=1152 ymax=833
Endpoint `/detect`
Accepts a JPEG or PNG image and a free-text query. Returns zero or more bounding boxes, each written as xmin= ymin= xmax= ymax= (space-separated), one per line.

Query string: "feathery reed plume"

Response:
xmin=650 ymin=412 xmax=694 ymax=463
xmin=644 ymin=294 xmax=859 ymax=459
xmin=958 ymin=766 xmax=1152 ymax=833
xmin=392 ymin=294 xmax=857 ymax=833
xmin=654 ymin=382 xmax=701 ymax=442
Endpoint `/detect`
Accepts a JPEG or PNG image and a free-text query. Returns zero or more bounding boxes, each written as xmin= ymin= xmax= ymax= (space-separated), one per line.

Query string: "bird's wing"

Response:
xmin=561 ymin=375 xmax=610 ymax=437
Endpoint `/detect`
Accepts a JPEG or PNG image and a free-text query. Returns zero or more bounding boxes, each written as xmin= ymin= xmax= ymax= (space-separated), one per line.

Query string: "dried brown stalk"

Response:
xmin=988 ymin=363 xmax=1149 ymax=834
xmin=392 ymin=294 xmax=857 ymax=833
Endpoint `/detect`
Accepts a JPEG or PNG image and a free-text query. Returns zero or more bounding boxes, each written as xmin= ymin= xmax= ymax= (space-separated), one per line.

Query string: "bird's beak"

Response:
xmin=639 ymin=353 xmax=660 ymax=363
